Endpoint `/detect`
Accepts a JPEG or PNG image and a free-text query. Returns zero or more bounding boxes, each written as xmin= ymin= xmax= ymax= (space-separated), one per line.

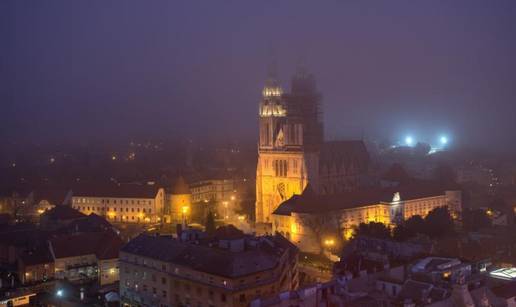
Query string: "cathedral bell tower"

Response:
xmin=255 ymin=66 xmax=309 ymax=226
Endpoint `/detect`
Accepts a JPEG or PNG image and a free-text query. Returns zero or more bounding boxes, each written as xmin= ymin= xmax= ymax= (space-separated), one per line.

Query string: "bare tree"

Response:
xmin=298 ymin=211 xmax=339 ymax=254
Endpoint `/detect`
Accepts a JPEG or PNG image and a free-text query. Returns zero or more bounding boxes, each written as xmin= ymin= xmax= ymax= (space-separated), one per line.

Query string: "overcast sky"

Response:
xmin=2 ymin=1 xmax=516 ymax=150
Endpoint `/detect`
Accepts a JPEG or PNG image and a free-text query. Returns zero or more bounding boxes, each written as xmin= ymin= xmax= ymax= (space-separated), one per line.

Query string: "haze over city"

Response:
xmin=3 ymin=1 xmax=516 ymax=151
xmin=3 ymin=2 xmax=516 ymax=307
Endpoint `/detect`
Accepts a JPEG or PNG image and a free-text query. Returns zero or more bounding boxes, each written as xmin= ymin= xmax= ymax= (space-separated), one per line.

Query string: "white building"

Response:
xmin=72 ymin=184 xmax=165 ymax=224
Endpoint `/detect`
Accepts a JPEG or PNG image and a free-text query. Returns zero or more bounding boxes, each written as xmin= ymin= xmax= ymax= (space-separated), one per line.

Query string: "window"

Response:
xmin=221 ymin=293 xmax=226 ymax=302
xmin=239 ymin=294 xmax=246 ymax=302
xmin=274 ymin=160 xmax=288 ymax=177
xmin=161 ymin=277 xmax=166 ymax=285
xmin=162 ymin=290 xmax=167 ymax=298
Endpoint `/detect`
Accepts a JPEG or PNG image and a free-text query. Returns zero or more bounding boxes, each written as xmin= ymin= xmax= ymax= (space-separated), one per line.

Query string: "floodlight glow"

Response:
xmin=405 ymin=136 xmax=413 ymax=146
xmin=440 ymin=136 xmax=448 ymax=145
xmin=56 ymin=289 xmax=64 ymax=297
xmin=490 ymin=268 xmax=516 ymax=281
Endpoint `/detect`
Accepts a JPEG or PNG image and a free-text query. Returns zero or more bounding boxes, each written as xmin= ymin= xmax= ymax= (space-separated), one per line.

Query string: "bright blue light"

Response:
xmin=405 ymin=136 xmax=413 ymax=146
xmin=56 ymin=289 xmax=63 ymax=297
xmin=440 ymin=136 xmax=448 ymax=145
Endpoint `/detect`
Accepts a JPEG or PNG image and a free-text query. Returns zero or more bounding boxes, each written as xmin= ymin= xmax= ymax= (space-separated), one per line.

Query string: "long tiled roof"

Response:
xmin=273 ymin=180 xmax=459 ymax=215
xmin=41 ymin=205 xmax=86 ymax=221
xmin=49 ymin=230 xmax=123 ymax=260
xmin=121 ymin=233 xmax=297 ymax=278
xmin=72 ymin=183 xmax=161 ymax=199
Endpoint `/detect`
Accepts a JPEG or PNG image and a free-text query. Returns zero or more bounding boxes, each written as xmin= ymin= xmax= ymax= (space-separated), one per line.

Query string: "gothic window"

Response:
xmin=274 ymin=160 xmax=288 ymax=177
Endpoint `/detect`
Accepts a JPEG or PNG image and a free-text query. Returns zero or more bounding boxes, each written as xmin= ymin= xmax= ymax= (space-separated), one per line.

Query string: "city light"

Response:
xmin=181 ymin=206 xmax=189 ymax=214
xmin=56 ymin=289 xmax=63 ymax=297
xmin=405 ymin=136 xmax=414 ymax=146
xmin=324 ymin=238 xmax=335 ymax=247
xmin=290 ymin=223 xmax=297 ymax=234
xmin=440 ymin=136 xmax=448 ymax=145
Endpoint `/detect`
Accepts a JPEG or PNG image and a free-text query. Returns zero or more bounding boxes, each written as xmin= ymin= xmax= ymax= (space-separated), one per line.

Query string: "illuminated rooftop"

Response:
xmin=490 ymin=268 xmax=516 ymax=281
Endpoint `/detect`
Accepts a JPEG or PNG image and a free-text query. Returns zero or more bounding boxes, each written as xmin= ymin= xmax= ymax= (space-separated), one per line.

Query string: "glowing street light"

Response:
xmin=56 ymin=289 xmax=64 ymax=297
xmin=440 ymin=136 xmax=448 ymax=145
xmin=324 ymin=238 xmax=335 ymax=247
xmin=405 ymin=136 xmax=414 ymax=146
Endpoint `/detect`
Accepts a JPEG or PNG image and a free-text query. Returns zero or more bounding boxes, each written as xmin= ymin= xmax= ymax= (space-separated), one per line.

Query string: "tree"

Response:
xmin=424 ymin=207 xmax=454 ymax=238
xmin=298 ymin=212 xmax=339 ymax=254
xmin=393 ymin=215 xmax=427 ymax=241
xmin=205 ymin=211 xmax=216 ymax=234
xmin=462 ymin=209 xmax=491 ymax=232
xmin=404 ymin=215 xmax=426 ymax=234
xmin=414 ymin=142 xmax=431 ymax=156
xmin=353 ymin=222 xmax=391 ymax=239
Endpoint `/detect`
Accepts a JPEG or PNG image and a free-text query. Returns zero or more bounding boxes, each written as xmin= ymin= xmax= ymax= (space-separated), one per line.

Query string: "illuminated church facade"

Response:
xmin=255 ymin=67 xmax=370 ymax=225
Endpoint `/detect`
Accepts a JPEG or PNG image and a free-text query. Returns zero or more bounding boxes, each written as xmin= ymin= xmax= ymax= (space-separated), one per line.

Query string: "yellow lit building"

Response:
xmin=255 ymin=67 xmax=369 ymax=229
xmin=272 ymin=182 xmax=462 ymax=253
xmin=72 ymin=184 xmax=165 ymax=224
xmin=167 ymin=177 xmax=192 ymax=225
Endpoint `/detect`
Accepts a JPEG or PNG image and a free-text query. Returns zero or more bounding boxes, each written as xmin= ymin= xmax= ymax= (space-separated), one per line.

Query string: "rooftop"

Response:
xmin=41 ymin=205 xmax=86 ymax=221
xmin=49 ymin=230 xmax=123 ymax=260
xmin=121 ymin=232 xmax=297 ymax=278
xmin=72 ymin=183 xmax=161 ymax=199
xmin=273 ymin=180 xmax=459 ymax=215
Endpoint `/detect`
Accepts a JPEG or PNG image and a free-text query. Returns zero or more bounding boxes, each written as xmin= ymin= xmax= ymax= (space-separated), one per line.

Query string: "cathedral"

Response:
xmin=255 ymin=67 xmax=370 ymax=225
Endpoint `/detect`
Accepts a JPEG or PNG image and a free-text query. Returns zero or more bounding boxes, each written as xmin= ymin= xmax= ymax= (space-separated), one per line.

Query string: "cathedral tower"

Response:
xmin=255 ymin=66 xmax=321 ymax=225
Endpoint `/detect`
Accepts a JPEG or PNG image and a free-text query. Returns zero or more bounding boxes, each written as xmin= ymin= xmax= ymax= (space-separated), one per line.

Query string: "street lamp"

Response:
xmin=324 ymin=238 xmax=335 ymax=247
xmin=181 ymin=206 xmax=189 ymax=225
